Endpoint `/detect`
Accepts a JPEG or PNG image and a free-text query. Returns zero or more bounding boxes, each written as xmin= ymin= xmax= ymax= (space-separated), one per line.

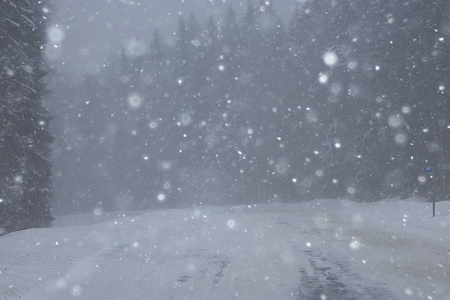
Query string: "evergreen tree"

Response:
xmin=0 ymin=0 xmax=54 ymax=234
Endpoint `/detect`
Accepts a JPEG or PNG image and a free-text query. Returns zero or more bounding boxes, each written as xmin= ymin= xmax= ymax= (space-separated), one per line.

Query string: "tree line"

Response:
xmin=50 ymin=0 xmax=449 ymax=212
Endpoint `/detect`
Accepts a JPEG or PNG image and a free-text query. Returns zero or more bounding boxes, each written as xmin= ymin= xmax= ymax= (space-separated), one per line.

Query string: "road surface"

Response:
xmin=2 ymin=201 xmax=449 ymax=299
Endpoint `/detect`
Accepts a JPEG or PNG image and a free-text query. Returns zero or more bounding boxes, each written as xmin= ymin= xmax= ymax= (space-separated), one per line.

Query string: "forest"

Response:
xmin=1 ymin=0 xmax=449 ymax=234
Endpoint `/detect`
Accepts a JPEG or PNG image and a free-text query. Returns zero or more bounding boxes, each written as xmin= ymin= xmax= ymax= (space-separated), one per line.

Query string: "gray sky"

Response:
xmin=48 ymin=0 xmax=298 ymax=77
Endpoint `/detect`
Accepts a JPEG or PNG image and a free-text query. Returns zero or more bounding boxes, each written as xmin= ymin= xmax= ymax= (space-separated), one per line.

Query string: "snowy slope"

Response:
xmin=1 ymin=198 xmax=449 ymax=300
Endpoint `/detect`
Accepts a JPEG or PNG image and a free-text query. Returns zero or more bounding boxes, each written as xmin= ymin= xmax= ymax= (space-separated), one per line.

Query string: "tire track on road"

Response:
xmin=275 ymin=216 xmax=395 ymax=300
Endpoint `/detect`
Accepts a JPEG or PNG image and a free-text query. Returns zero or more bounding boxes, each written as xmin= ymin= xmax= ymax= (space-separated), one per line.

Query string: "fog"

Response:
xmin=48 ymin=0 xmax=297 ymax=76
xmin=43 ymin=0 xmax=450 ymax=214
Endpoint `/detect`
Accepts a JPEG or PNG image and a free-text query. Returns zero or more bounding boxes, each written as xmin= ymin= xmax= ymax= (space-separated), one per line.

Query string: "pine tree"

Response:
xmin=0 ymin=0 xmax=54 ymax=234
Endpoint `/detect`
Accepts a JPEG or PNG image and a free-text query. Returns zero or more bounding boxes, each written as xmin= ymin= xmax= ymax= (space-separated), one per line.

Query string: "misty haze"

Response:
xmin=1 ymin=0 xmax=449 ymax=299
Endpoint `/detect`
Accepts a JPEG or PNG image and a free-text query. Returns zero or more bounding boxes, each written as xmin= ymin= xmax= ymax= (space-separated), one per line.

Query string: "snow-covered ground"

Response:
xmin=1 ymin=197 xmax=449 ymax=300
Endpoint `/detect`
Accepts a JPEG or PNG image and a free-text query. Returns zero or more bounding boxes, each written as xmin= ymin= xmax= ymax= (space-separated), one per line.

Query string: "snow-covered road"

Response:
xmin=1 ymin=199 xmax=449 ymax=300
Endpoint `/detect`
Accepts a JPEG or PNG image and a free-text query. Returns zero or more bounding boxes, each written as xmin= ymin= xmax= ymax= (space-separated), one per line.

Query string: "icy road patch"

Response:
xmin=1 ymin=198 xmax=450 ymax=300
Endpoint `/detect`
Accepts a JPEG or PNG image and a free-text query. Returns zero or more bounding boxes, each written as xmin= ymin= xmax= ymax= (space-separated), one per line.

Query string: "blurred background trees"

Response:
xmin=47 ymin=0 xmax=449 ymax=212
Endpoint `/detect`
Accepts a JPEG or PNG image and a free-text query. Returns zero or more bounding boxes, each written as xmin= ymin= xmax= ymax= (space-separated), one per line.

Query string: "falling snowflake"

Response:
xmin=127 ymin=93 xmax=143 ymax=109
xmin=47 ymin=26 xmax=65 ymax=43
xmin=388 ymin=115 xmax=403 ymax=128
xmin=323 ymin=51 xmax=339 ymax=67
xmin=227 ymin=219 xmax=236 ymax=229
xmin=318 ymin=73 xmax=329 ymax=84
xmin=157 ymin=193 xmax=166 ymax=202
